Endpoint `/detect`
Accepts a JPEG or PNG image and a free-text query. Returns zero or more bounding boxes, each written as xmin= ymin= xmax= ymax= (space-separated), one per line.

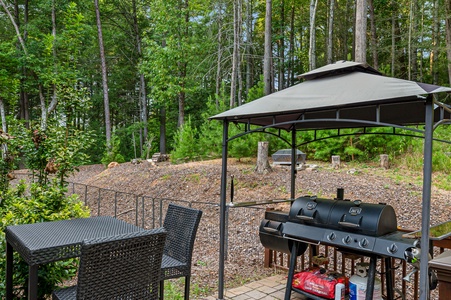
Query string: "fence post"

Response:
xmin=97 ymin=189 xmax=101 ymax=215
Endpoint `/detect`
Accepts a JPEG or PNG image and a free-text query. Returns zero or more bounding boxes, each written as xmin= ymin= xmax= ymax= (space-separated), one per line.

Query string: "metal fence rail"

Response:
xmin=67 ymin=181 xmax=272 ymax=298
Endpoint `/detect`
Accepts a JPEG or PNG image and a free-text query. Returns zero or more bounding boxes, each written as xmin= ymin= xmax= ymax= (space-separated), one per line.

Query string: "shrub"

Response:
xmin=0 ymin=180 xmax=90 ymax=299
xmin=101 ymin=134 xmax=126 ymax=166
xmin=171 ymin=117 xmax=199 ymax=163
xmin=0 ymin=122 xmax=93 ymax=299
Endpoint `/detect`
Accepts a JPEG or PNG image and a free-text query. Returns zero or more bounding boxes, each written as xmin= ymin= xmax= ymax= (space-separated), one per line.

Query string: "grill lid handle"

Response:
xmin=296 ymin=209 xmax=317 ymax=221
xmin=262 ymin=227 xmax=280 ymax=233
xmin=262 ymin=220 xmax=283 ymax=234
xmin=297 ymin=215 xmax=315 ymax=221
xmin=338 ymin=221 xmax=361 ymax=228
xmin=338 ymin=215 xmax=363 ymax=228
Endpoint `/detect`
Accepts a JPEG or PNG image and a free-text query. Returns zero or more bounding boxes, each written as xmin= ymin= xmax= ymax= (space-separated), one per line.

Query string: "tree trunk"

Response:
xmin=0 ymin=0 xmax=27 ymax=55
xmin=159 ymin=107 xmax=166 ymax=154
xmin=418 ymin=2 xmax=425 ymax=81
xmin=245 ymin=0 xmax=254 ymax=97
xmin=431 ymin=0 xmax=439 ymax=84
xmin=368 ymin=0 xmax=378 ymax=69
xmin=216 ymin=1 xmax=224 ymax=102
xmin=408 ymin=0 xmax=413 ymax=80
xmin=355 ymin=0 xmax=367 ymax=63
xmin=327 ymin=0 xmax=335 ymax=64
xmin=309 ymin=0 xmax=318 ymax=70
xmin=446 ymin=0 xmax=451 ymax=86
xmin=133 ymin=0 xmax=148 ymax=152
xmin=51 ymin=0 xmax=58 ymax=128
xmin=264 ymin=0 xmax=272 ymax=95
xmin=177 ymin=0 xmax=189 ymax=127
xmin=230 ymin=0 xmax=242 ymax=107
xmin=380 ymin=154 xmax=389 ymax=169
xmin=278 ymin=0 xmax=285 ymax=90
xmin=0 ymin=99 xmax=6 ymax=133
xmin=15 ymin=0 xmax=30 ymax=127
xmin=288 ymin=4 xmax=295 ymax=85
xmin=255 ymin=141 xmax=272 ymax=173
xmin=94 ymin=0 xmax=112 ymax=149
xmin=178 ymin=79 xmax=186 ymax=127
xmin=411 ymin=0 xmax=419 ymax=81
xmin=0 ymin=98 xmax=6 ymax=165
xmin=332 ymin=155 xmax=340 ymax=169
xmin=342 ymin=0 xmax=351 ymax=60
xmin=391 ymin=2 xmax=396 ymax=77
xmin=230 ymin=0 xmax=238 ymax=107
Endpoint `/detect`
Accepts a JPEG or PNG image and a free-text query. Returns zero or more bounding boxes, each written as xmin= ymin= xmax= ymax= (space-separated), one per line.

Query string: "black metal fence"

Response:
xmin=66 ymin=181 xmax=274 ymax=298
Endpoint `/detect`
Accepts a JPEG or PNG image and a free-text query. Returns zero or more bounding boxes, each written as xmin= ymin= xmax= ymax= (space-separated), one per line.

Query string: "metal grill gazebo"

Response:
xmin=210 ymin=61 xmax=451 ymax=300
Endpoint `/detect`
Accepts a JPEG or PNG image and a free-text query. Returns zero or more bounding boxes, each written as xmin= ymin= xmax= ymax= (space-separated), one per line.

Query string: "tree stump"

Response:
xmin=331 ymin=155 xmax=340 ymax=169
xmin=380 ymin=154 xmax=389 ymax=169
xmin=255 ymin=141 xmax=272 ymax=173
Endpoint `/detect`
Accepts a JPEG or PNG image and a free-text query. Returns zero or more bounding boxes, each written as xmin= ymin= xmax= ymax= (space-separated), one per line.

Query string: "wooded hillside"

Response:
xmin=1 ymin=0 xmax=451 ymax=163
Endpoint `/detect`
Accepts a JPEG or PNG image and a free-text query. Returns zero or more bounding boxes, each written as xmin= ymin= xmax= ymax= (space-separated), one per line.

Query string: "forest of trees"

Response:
xmin=2 ymin=1 xmax=451 ymax=297
xmin=1 ymin=0 xmax=451 ymax=164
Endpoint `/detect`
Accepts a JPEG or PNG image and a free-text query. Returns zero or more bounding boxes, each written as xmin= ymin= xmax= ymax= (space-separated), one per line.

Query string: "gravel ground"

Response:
xmin=66 ymin=158 xmax=451 ymax=299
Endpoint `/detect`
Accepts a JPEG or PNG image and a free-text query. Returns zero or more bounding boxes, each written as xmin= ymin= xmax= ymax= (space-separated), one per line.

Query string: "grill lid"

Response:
xmin=288 ymin=195 xmax=397 ymax=237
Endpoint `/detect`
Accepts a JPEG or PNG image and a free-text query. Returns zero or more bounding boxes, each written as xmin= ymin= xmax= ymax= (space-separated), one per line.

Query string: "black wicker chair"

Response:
xmin=159 ymin=203 xmax=202 ymax=300
xmin=52 ymin=228 xmax=167 ymax=300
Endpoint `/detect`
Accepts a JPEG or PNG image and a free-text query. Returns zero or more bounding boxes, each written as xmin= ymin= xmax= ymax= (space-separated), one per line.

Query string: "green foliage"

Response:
xmin=246 ymin=76 xmax=265 ymax=102
xmin=12 ymin=124 xmax=95 ymax=187
xmin=0 ymin=120 xmax=92 ymax=299
xmin=399 ymin=125 xmax=451 ymax=173
xmin=162 ymin=279 xmax=183 ymax=299
xmin=171 ymin=117 xmax=200 ymax=163
xmin=300 ymin=128 xmax=412 ymax=162
xmin=101 ymin=135 xmax=126 ymax=166
xmin=0 ymin=42 xmax=20 ymax=107
xmin=197 ymin=95 xmax=228 ymax=159
xmin=0 ymin=181 xmax=90 ymax=298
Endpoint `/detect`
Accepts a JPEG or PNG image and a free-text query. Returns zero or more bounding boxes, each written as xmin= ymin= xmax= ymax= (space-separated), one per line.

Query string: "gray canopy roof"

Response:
xmin=210 ymin=61 xmax=451 ymax=130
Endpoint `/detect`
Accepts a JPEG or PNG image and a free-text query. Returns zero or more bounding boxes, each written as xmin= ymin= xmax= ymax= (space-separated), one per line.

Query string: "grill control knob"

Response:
xmin=327 ymin=232 xmax=336 ymax=241
xmin=343 ymin=235 xmax=352 ymax=244
xmin=360 ymin=238 xmax=369 ymax=248
xmin=388 ymin=243 xmax=398 ymax=254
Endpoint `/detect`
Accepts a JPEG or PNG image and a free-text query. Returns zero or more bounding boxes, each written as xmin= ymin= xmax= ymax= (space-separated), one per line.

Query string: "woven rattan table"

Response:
xmin=5 ymin=216 xmax=145 ymax=300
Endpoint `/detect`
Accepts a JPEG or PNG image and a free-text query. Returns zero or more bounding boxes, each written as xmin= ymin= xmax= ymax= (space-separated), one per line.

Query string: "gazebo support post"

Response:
xmin=419 ymin=96 xmax=433 ymax=300
xmin=290 ymin=129 xmax=296 ymax=200
xmin=218 ymin=120 xmax=229 ymax=300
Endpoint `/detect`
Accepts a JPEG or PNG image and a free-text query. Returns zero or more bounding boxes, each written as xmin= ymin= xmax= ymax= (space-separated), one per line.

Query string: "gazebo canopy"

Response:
xmin=211 ymin=61 xmax=451 ymax=130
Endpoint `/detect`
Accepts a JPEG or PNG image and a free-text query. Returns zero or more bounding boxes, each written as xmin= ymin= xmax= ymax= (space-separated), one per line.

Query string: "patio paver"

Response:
xmin=203 ymin=274 xmax=307 ymax=300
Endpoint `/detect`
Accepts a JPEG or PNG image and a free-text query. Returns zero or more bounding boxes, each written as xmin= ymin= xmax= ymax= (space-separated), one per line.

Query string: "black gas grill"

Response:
xmin=259 ymin=191 xmax=420 ymax=300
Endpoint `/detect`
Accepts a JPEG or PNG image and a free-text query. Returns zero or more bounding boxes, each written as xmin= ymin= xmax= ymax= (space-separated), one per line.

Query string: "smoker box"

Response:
xmin=259 ymin=210 xmax=307 ymax=255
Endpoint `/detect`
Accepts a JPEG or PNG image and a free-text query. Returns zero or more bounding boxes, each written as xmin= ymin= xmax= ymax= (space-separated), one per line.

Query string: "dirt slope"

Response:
xmin=68 ymin=158 xmax=451 ymax=298
xmin=70 ymin=158 xmax=450 ymax=228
